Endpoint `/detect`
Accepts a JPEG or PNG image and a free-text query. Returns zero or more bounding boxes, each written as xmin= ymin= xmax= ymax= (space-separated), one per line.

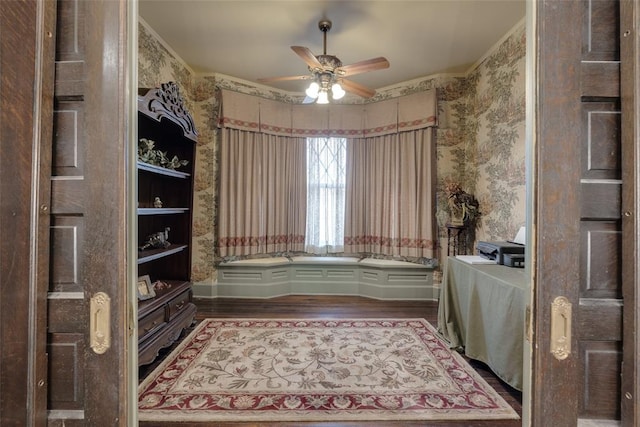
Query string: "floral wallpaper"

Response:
xmin=469 ymin=25 xmax=527 ymax=242
xmin=138 ymin=18 xmax=526 ymax=287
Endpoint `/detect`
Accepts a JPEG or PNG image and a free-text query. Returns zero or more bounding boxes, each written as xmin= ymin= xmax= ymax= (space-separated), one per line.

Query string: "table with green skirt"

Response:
xmin=437 ymin=256 xmax=528 ymax=391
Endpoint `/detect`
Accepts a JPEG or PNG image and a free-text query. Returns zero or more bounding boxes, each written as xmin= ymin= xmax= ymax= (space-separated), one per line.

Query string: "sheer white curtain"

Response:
xmin=305 ymin=137 xmax=346 ymax=254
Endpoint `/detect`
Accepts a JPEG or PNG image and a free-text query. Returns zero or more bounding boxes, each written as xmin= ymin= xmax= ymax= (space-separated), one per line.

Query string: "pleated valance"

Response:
xmin=218 ymin=89 xmax=437 ymax=137
xmin=218 ymin=89 xmax=260 ymax=132
xmin=258 ymin=97 xmax=293 ymax=136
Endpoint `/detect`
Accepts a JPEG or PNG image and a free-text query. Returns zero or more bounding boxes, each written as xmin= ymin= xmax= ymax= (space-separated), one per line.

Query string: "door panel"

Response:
xmin=533 ymin=0 xmax=623 ymax=424
xmin=46 ymin=0 xmax=130 ymax=424
xmin=579 ymin=341 xmax=623 ymax=418
xmin=47 ymin=0 xmax=89 ymax=416
xmin=578 ymin=0 xmax=622 ymax=420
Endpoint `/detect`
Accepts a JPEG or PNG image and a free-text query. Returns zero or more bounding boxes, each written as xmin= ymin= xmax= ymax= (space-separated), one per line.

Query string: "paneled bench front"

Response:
xmin=211 ymin=256 xmax=437 ymax=300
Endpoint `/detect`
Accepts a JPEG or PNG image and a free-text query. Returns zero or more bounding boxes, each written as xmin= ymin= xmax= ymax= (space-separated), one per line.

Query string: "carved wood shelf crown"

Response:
xmin=138 ymin=82 xmax=198 ymax=142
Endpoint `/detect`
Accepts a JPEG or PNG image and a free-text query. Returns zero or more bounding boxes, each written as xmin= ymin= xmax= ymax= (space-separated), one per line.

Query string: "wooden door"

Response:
xmin=532 ymin=0 xmax=637 ymax=425
xmin=46 ymin=0 xmax=131 ymax=424
xmin=0 ymin=0 xmax=132 ymax=424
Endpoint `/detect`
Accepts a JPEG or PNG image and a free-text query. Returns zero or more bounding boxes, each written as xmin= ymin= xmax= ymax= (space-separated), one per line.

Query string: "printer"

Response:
xmin=477 ymin=227 xmax=526 ymax=267
xmin=477 ymin=241 xmax=524 ymax=266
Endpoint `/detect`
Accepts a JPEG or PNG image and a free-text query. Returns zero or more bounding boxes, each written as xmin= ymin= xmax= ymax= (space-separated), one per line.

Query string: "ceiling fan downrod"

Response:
xmin=319 ymin=20 xmax=331 ymax=55
xmin=315 ymin=20 xmax=341 ymax=71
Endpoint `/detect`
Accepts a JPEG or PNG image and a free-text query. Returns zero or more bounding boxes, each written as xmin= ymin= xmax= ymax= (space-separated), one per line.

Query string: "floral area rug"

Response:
xmin=138 ymin=318 xmax=519 ymax=422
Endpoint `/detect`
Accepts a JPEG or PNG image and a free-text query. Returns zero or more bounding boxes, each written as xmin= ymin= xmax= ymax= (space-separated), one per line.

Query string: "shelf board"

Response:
xmin=138 ymin=244 xmax=188 ymax=264
xmin=137 ymin=161 xmax=190 ymax=178
xmin=138 ymin=207 xmax=189 ymax=215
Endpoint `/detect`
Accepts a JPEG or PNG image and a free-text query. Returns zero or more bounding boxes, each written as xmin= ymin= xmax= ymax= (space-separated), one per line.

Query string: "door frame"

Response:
xmin=89 ymin=0 xmax=640 ymax=424
xmin=0 ymin=0 xmax=55 ymax=424
xmin=620 ymin=0 xmax=640 ymax=425
xmin=530 ymin=0 xmax=583 ymax=422
xmin=127 ymin=0 xmax=140 ymax=423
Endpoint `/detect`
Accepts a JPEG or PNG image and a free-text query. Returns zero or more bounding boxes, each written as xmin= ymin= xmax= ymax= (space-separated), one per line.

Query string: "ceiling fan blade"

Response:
xmin=291 ymin=46 xmax=323 ymax=69
xmin=257 ymin=75 xmax=312 ymax=83
xmin=338 ymin=57 xmax=390 ymax=77
xmin=340 ymin=78 xmax=376 ymax=98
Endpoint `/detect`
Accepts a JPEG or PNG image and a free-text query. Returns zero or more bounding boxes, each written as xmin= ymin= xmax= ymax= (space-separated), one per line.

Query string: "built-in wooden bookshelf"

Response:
xmin=137 ymin=82 xmax=197 ymax=366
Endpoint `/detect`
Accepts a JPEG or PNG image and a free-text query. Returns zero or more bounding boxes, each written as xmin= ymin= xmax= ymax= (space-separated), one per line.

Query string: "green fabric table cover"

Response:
xmin=437 ymin=256 xmax=528 ymax=391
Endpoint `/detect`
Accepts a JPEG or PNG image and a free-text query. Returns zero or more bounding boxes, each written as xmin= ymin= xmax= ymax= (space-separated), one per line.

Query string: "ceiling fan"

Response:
xmin=258 ymin=19 xmax=390 ymax=103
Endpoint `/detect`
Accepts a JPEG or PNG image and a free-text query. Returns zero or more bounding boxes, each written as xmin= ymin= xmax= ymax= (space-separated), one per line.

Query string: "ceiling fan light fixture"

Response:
xmin=331 ymin=83 xmax=345 ymax=100
xmin=316 ymin=89 xmax=329 ymax=104
xmin=258 ymin=19 xmax=389 ymax=102
xmin=306 ymin=81 xmax=320 ymax=98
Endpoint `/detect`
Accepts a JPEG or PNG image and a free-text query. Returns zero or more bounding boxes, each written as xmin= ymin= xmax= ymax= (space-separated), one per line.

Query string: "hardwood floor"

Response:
xmin=139 ymin=295 xmax=523 ymax=427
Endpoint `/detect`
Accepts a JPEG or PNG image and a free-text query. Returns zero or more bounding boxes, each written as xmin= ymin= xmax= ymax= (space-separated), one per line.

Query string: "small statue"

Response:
xmin=153 ymin=280 xmax=169 ymax=290
xmin=153 ymin=197 xmax=163 ymax=208
xmin=139 ymin=227 xmax=171 ymax=251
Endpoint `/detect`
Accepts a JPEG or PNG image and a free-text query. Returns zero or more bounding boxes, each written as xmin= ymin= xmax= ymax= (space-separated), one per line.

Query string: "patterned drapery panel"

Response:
xmin=217 ymin=128 xmax=307 ymax=256
xmin=344 ymin=128 xmax=437 ymax=258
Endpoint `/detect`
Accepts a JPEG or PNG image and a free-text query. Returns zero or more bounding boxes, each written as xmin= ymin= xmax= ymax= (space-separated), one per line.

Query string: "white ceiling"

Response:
xmin=139 ymin=1 xmax=526 ymax=94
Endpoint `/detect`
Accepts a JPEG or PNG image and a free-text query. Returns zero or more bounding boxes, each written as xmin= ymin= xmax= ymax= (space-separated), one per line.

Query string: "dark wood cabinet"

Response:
xmin=138 ymin=281 xmax=197 ymax=366
xmin=137 ymin=82 xmax=197 ymax=366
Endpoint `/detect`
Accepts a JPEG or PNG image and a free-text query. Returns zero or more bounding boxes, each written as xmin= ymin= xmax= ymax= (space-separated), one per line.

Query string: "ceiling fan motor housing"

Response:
xmin=316 ymin=55 xmax=342 ymax=71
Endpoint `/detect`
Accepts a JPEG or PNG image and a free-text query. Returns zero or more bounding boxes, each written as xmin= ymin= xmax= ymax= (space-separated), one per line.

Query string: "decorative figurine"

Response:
xmin=153 ymin=197 xmax=163 ymax=208
xmin=139 ymin=227 xmax=171 ymax=251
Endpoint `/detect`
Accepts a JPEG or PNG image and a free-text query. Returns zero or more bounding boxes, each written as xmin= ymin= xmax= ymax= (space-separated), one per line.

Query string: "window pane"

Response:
xmin=305 ymin=137 xmax=346 ymax=253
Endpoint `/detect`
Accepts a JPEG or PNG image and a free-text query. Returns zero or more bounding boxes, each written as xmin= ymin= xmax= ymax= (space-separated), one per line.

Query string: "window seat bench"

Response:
xmin=203 ymin=256 xmax=437 ymax=300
